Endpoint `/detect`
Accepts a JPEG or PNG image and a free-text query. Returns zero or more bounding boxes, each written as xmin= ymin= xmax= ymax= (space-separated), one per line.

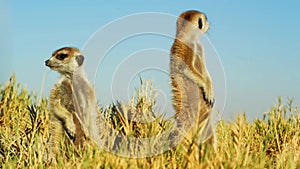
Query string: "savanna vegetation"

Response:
xmin=0 ymin=74 xmax=299 ymax=168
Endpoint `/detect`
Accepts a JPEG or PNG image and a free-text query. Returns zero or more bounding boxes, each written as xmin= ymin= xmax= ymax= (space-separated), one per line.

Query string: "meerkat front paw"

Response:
xmin=63 ymin=119 xmax=76 ymax=141
xmin=202 ymin=84 xmax=214 ymax=107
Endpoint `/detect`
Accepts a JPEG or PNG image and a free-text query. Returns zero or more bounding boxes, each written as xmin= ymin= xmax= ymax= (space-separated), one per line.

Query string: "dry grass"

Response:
xmin=0 ymin=74 xmax=299 ymax=168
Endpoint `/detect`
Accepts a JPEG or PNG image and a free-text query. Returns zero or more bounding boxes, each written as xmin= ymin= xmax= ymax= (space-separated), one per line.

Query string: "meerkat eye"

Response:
xmin=56 ymin=53 xmax=68 ymax=60
xmin=198 ymin=18 xmax=203 ymax=29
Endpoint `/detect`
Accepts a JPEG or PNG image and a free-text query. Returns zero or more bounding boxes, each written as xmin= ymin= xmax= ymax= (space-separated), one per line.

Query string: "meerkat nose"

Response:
xmin=45 ymin=60 xmax=50 ymax=66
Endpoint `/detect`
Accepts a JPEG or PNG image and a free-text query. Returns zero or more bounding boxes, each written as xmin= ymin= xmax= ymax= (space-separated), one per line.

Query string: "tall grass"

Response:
xmin=0 ymin=74 xmax=299 ymax=168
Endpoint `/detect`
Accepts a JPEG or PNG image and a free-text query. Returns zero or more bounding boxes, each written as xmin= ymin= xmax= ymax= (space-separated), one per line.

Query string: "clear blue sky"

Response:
xmin=1 ymin=0 xmax=299 ymax=121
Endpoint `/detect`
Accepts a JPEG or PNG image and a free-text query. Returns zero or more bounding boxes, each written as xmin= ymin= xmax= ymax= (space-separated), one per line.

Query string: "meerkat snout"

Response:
xmin=45 ymin=60 xmax=50 ymax=66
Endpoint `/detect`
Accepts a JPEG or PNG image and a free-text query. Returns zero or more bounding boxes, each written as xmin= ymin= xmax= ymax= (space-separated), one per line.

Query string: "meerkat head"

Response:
xmin=45 ymin=47 xmax=84 ymax=76
xmin=176 ymin=10 xmax=210 ymax=40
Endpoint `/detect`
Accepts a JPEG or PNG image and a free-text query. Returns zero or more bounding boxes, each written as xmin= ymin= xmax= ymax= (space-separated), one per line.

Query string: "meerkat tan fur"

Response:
xmin=170 ymin=10 xmax=215 ymax=145
xmin=45 ymin=47 xmax=100 ymax=159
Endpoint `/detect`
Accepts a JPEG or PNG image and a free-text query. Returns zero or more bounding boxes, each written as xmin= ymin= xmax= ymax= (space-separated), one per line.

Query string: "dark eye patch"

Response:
xmin=56 ymin=53 xmax=68 ymax=60
xmin=198 ymin=18 xmax=203 ymax=29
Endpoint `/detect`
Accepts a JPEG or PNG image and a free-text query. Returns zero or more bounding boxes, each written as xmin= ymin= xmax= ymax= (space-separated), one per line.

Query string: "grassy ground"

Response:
xmin=0 ymin=74 xmax=299 ymax=168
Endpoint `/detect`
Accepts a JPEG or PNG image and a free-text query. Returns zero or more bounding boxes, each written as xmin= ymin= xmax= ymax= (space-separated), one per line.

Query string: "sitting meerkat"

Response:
xmin=45 ymin=47 xmax=100 ymax=160
xmin=170 ymin=10 xmax=216 ymax=146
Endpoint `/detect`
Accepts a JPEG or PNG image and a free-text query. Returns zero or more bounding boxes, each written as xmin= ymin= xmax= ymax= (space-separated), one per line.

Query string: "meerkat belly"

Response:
xmin=172 ymin=73 xmax=200 ymax=127
xmin=49 ymin=94 xmax=72 ymax=120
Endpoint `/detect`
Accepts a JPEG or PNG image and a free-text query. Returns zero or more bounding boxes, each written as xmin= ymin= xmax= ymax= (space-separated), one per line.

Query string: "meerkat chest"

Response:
xmin=52 ymin=78 xmax=75 ymax=112
xmin=171 ymin=41 xmax=203 ymax=71
xmin=191 ymin=42 xmax=206 ymax=74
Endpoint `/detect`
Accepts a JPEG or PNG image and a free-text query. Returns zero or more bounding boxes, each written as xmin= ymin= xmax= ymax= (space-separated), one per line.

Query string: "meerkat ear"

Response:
xmin=76 ymin=55 xmax=84 ymax=66
xmin=198 ymin=18 xmax=203 ymax=29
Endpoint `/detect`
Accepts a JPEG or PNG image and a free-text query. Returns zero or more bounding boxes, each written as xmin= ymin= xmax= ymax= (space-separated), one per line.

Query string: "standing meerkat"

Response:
xmin=45 ymin=47 xmax=100 ymax=160
xmin=170 ymin=10 xmax=215 ymax=146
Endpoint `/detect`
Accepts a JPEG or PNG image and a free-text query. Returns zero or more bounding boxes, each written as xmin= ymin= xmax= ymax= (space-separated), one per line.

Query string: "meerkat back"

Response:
xmin=170 ymin=10 xmax=216 ymax=147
